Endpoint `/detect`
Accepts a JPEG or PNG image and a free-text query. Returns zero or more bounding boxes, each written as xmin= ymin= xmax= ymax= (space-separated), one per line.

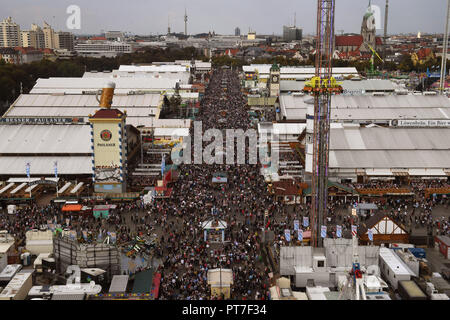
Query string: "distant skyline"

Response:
xmin=2 ymin=0 xmax=447 ymax=36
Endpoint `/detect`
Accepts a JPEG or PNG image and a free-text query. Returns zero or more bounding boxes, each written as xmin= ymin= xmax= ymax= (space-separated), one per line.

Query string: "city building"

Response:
xmin=56 ymin=32 xmax=74 ymax=51
xmin=105 ymin=31 xmax=125 ymax=41
xmin=247 ymin=32 xmax=256 ymax=40
xmin=14 ymin=47 xmax=44 ymax=64
xmin=234 ymin=27 xmax=240 ymax=36
xmin=0 ymin=17 xmax=21 ymax=47
xmin=283 ymin=26 xmax=302 ymax=42
xmin=43 ymin=22 xmax=57 ymax=49
xmin=21 ymin=24 xmax=45 ymax=49
xmin=74 ymin=41 xmax=133 ymax=58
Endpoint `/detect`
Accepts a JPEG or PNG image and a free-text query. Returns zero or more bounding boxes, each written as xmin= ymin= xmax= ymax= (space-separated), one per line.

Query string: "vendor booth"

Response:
xmin=62 ymin=204 xmax=82 ymax=214
xmin=207 ymin=268 xmax=233 ymax=299
xmin=201 ymin=219 xmax=227 ymax=243
xmin=355 ymin=203 xmax=378 ymax=218
xmin=212 ymin=172 xmax=227 ymax=184
xmin=93 ymin=205 xmax=117 ymax=219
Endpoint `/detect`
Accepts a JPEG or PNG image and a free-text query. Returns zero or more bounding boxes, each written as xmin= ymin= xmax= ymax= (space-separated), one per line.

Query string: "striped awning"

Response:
xmin=391 ymin=170 xmax=409 ymax=176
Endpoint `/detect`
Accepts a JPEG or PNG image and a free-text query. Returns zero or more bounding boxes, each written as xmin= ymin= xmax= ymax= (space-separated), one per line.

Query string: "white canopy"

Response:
xmin=201 ymin=219 xmax=227 ymax=230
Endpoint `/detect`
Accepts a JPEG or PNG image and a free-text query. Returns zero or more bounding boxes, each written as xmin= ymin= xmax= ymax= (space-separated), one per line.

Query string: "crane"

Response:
xmin=368 ymin=44 xmax=384 ymax=76
xmin=309 ymin=0 xmax=341 ymax=247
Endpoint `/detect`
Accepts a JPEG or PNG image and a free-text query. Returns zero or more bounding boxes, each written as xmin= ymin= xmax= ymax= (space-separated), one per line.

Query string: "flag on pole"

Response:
xmin=351 ymin=225 xmax=358 ymax=237
xmin=303 ymin=217 xmax=309 ymax=227
xmin=336 ymin=225 xmax=342 ymax=238
xmin=284 ymin=229 xmax=291 ymax=242
xmin=25 ymin=162 xmax=30 ymax=178
xmin=54 ymin=161 xmax=58 ymax=178
xmin=321 ymin=225 xmax=327 ymax=238
xmin=293 ymin=220 xmax=299 ymax=231
xmin=368 ymin=228 xmax=373 ymax=241
xmin=161 ymin=154 xmax=166 ymax=176
xmin=298 ymin=229 xmax=303 ymax=241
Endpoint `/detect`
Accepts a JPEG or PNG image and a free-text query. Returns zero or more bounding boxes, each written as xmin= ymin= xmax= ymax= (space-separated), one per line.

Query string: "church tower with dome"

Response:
xmin=360 ymin=1 xmax=377 ymax=53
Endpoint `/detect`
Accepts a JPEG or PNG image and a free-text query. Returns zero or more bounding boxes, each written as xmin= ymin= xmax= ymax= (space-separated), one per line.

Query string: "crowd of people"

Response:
xmin=156 ymin=69 xmax=272 ymax=299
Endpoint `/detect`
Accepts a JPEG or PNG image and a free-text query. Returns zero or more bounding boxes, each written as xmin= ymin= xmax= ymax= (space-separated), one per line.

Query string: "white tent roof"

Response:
xmin=30 ymin=78 xmax=178 ymax=94
xmin=11 ymin=93 xmax=162 ymax=108
xmin=0 ymin=125 xmax=92 ymax=154
xmin=243 ymin=65 xmax=358 ymax=76
xmin=118 ymin=65 xmax=189 ymax=72
xmin=280 ymin=94 xmax=450 ymax=121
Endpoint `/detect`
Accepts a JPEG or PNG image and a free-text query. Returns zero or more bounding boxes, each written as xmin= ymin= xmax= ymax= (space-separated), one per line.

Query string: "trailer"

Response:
xmin=0 ymin=264 xmax=22 ymax=287
xmin=379 ymin=248 xmax=415 ymax=290
xmin=397 ymin=280 xmax=427 ymax=300
xmin=0 ymin=271 xmax=33 ymax=300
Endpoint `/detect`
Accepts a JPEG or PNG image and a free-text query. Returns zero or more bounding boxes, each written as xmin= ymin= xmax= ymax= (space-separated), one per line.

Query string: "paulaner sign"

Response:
xmin=390 ymin=119 xmax=450 ymax=127
xmin=0 ymin=117 xmax=84 ymax=124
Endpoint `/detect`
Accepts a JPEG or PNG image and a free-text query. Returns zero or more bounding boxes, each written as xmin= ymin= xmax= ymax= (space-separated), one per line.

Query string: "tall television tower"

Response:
xmin=383 ymin=0 xmax=389 ymax=60
xmin=184 ymin=8 xmax=188 ymax=36
xmin=168 ymin=14 xmax=171 ymax=35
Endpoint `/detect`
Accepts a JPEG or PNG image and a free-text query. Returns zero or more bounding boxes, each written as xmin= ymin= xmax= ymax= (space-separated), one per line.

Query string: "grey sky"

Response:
xmin=3 ymin=0 xmax=446 ymax=36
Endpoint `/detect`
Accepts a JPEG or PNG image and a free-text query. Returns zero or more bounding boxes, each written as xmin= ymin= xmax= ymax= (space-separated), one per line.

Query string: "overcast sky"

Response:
xmin=3 ymin=0 xmax=447 ymax=36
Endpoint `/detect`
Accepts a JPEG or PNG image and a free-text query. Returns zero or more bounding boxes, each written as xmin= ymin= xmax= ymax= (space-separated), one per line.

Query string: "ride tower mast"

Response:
xmin=310 ymin=0 xmax=339 ymax=247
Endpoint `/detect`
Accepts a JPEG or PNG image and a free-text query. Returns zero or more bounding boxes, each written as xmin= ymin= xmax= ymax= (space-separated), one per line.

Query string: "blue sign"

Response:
xmin=336 ymin=225 xmax=342 ymax=238
xmin=298 ymin=229 xmax=303 ymax=241
xmin=321 ymin=225 xmax=327 ymax=238
xmin=303 ymin=217 xmax=309 ymax=227
xmin=25 ymin=162 xmax=30 ymax=178
xmin=293 ymin=220 xmax=299 ymax=231
xmin=54 ymin=161 xmax=58 ymax=178
xmin=284 ymin=229 xmax=291 ymax=242
xmin=368 ymin=228 xmax=373 ymax=241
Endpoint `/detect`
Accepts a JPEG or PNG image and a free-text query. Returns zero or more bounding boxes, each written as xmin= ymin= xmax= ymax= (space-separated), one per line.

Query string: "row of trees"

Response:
xmin=212 ymin=53 xmax=446 ymax=74
xmin=0 ymin=47 xmax=207 ymax=110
